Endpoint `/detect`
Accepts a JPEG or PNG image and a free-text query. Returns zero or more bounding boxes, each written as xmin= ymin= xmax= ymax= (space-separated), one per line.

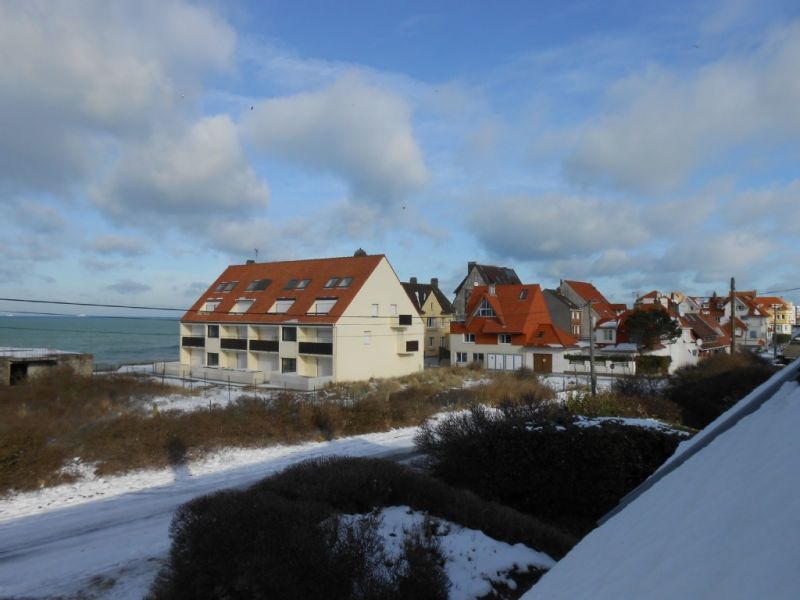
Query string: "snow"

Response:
xmin=0 ymin=428 xmax=419 ymax=598
xmin=0 ymin=346 xmax=76 ymax=358
xmin=523 ymin=374 xmax=800 ymax=599
xmin=341 ymin=506 xmax=554 ymax=600
xmin=572 ymin=415 xmax=690 ymax=435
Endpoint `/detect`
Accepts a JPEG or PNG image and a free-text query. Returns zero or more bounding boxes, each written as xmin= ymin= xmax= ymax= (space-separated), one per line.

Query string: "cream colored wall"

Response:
xmin=421 ymin=293 xmax=453 ymax=356
xmin=336 ymin=257 xmax=424 ymax=381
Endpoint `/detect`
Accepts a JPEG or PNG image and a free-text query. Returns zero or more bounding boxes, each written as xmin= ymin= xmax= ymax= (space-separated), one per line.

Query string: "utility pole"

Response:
xmin=730 ymin=277 xmax=736 ymax=355
xmin=588 ymin=299 xmax=597 ymax=397
xmin=773 ymin=304 xmax=780 ymax=361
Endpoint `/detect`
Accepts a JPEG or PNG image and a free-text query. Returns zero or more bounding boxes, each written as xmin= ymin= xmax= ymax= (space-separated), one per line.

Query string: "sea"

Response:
xmin=0 ymin=316 xmax=179 ymax=369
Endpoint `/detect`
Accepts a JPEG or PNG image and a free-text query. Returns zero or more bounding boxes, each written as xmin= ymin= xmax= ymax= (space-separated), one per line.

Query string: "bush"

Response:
xmin=415 ymin=405 xmax=682 ymax=535
xmin=665 ymin=352 xmax=777 ymax=429
xmin=149 ymin=485 xmax=449 ymax=600
xmin=565 ymin=390 xmax=682 ymax=424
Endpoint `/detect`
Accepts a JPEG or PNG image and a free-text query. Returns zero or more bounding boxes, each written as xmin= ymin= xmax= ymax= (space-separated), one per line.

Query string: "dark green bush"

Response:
xmin=150 ymin=457 xmax=575 ymax=598
xmin=665 ymin=352 xmax=777 ymax=428
xmin=149 ymin=486 xmax=448 ymax=600
xmin=415 ymin=405 xmax=682 ymax=535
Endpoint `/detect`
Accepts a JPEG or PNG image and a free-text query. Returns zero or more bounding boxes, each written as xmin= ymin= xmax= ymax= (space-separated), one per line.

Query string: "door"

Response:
xmin=488 ymin=354 xmax=497 ymax=370
xmin=533 ymin=353 xmax=552 ymax=373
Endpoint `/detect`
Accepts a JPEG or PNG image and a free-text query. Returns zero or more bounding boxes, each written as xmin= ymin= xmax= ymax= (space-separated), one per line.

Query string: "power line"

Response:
xmin=0 ymin=297 xmax=184 ymax=312
xmin=0 ymin=325 xmax=176 ymax=337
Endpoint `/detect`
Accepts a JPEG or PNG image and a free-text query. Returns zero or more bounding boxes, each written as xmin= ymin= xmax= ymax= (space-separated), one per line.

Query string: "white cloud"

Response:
xmin=726 ymin=179 xmax=800 ymax=235
xmin=0 ymin=0 xmax=235 ymax=195
xmin=91 ymin=115 xmax=269 ymax=224
xmin=242 ymin=72 xmax=429 ymax=205
xmin=469 ymin=194 xmax=650 ymax=261
xmin=104 ymin=280 xmax=152 ymax=295
xmin=88 ymin=235 xmax=148 ymax=257
xmin=561 ymin=22 xmax=800 ymax=193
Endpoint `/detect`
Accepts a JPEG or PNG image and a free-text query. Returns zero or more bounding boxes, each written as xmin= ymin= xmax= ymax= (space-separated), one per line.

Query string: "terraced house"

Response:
xmin=174 ymin=253 xmax=424 ymax=389
xmin=401 ymin=277 xmax=454 ymax=362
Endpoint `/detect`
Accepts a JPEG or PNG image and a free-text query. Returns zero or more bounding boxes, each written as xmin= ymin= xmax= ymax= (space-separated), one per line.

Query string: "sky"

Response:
xmin=2 ymin=0 xmax=800 ymax=317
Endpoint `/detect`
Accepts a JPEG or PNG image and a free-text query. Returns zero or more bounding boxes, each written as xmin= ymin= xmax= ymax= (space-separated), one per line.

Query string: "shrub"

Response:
xmin=565 ymin=390 xmax=682 ymax=424
xmin=665 ymin=352 xmax=777 ymax=428
xmin=150 ymin=460 xmax=492 ymax=599
xmin=416 ymin=405 xmax=682 ymax=535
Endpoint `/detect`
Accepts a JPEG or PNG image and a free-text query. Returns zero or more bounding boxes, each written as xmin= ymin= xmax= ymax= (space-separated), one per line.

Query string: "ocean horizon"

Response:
xmin=0 ymin=316 xmax=179 ymax=368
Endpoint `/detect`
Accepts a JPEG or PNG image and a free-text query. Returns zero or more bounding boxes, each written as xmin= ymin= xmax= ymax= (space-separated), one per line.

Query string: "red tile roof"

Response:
xmin=182 ymin=254 xmax=385 ymax=324
xmin=451 ymin=284 xmax=577 ymax=347
xmin=563 ymin=280 xmax=616 ymax=320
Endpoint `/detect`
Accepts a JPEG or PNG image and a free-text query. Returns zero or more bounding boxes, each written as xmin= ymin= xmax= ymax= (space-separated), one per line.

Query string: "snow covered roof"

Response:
xmin=522 ymin=358 xmax=800 ymax=600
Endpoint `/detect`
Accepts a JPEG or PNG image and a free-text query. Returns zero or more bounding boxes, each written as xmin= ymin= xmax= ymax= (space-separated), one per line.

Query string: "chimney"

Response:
xmin=410 ymin=277 xmax=417 ymax=284
xmin=489 ymin=284 xmax=496 ymax=296
xmin=245 ymin=259 xmax=255 ymax=264
xmin=468 ymin=261 xmax=476 ymax=274
xmin=431 ymin=277 xmax=438 ymax=288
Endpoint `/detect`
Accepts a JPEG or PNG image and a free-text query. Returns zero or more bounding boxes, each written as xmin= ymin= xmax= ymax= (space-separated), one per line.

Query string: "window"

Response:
xmin=202 ymin=300 xmax=220 ymax=312
xmin=456 ymin=352 xmax=468 ymax=364
xmin=310 ymin=298 xmax=337 ymax=314
xmin=282 ymin=326 xmax=297 ymax=342
xmin=390 ymin=304 xmax=398 ymax=316
xmin=519 ymin=289 xmax=528 ymax=300
xmin=427 ymin=317 xmax=436 ymax=327
xmin=363 ymin=331 xmax=371 ymax=345
xmin=207 ymin=325 xmax=219 ymax=338
xmin=281 ymin=358 xmax=296 ymax=373
xmin=207 ymin=352 xmax=219 ymax=366
xmin=223 ymin=282 xmax=237 ymax=292
xmin=324 ymin=277 xmax=339 ymax=288
xmin=337 ymin=277 xmax=352 ymax=288
xmin=231 ymin=298 xmax=254 ymax=314
xmin=473 ymin=353 xmax=484 ymax=363
xmin=429 ymin=336 xmax=435 ymax=348
xmin=464 ymin=333 xmax=475 ymax=343
xmin=498 ymin=334 xmax=512 ymax=344
xmin=572 ymin=325 xmax=580 ymax=336
xmin=246 ymin=279 xmax=271 ymax=291
xmin=603 ymin=329 xmax=613 ymax=341
xmin=749 ymin=330 xmax=757 ymax=339
xmin=399 ymin=314 xmax=413 ymax=325
xmin=478 ymin=299 xmax=496 ymax=317
xmin=406 ymin=340 xmax=419 ymax=352
xmin=371 ymin=304 xmax=379 ymax=317
xmin=269 ymin=298 xmax=295 ymax=313
xmin=214 ymin=282 xmax=227 ymax=292
xmin=284 ymin=279 xmax=299 ymax=290
xmin=296 ymin=279 xmax=311 ymax=289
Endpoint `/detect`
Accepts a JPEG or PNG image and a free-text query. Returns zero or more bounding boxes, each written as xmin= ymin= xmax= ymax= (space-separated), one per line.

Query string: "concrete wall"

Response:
xmin=1 ymin=353 xmax=93 ymax=386
xmin=336 ymin=257 xmax=424 ymax=381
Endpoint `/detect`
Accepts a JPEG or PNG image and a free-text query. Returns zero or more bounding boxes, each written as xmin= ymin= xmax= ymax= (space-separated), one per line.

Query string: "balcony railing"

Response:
xmin=250 ymin=339 xmax=279 ymax=352
xmin=298 ymin=341 xmax=333 ymax=355
xmin=181 ymin=336 xmax=205 ymax=348
xmin=221 ymin=338 xmax=247 ymax=350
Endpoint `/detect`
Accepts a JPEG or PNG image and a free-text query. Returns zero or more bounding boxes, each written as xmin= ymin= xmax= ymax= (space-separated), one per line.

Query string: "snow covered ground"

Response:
xmin=0 ymin=423 xmax=555 ymax=599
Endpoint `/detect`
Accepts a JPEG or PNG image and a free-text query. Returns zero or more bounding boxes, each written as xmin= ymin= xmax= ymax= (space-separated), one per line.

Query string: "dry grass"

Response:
xmin=1 ymin=365 xmax=565 ymax=497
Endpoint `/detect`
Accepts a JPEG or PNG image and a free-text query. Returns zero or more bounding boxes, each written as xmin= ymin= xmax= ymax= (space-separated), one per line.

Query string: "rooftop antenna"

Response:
xmin=254 ymin=248 xmax=258 ymax=263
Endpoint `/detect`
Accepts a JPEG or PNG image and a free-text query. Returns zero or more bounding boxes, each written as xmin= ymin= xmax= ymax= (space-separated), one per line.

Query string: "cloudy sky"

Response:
xmin=2 ymin=0 xmax=800 ymax=316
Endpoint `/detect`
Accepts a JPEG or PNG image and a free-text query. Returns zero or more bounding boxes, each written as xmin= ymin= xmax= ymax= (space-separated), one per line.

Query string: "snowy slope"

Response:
xmin=523 ymin=372 xmax=800 ymax=599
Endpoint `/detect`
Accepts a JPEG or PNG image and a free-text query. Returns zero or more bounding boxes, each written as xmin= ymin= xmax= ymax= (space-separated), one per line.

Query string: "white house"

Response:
xmin=171 ymin=253 xmax=424 ymax=389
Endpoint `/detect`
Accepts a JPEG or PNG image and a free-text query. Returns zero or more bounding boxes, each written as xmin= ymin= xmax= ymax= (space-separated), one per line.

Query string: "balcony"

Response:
xmin=181 ymin=336 xmax=205 ymax=348
xmin=299 ymin=341 xmax=333 ymax=355
xmin=391 ymin=314 xmax=414 ymax=329
xmin=220 ymin=338 xmax=247 ymax=351
xmin=250 ymin=339 xmax=279 ymax=353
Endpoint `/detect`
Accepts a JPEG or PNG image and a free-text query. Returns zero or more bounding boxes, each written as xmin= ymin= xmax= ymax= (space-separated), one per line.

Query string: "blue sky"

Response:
xmin=2 ymin=0 xmax=800 ymax=317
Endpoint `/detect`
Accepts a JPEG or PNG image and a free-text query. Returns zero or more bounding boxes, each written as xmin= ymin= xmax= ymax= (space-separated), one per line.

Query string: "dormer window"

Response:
xmin=223 ymin=281 xmax=237 ymax=292
xmin=478 ymin=299 xmax=496 ymax=317
xmin=309 ymin=298 xmax=337 ymax=315
xmin=337 ymin=277 xmax=352 ymax=288
xmin=284 ymin=279 xmax=299 ymax=290
xmin=498 ymin=333 xmax=512 ymax=344
xmin=324 ymin=277 xmax=340 ymax=288
xmin=269 ymin=298 xmax=295 ymax=314
xmin=230 ymin=298 xmax=255 ymax=314
xmin=519 ymin=289 xmax=528 ymax=300
xmin=214 ymin=282 xmax=227 ymax=292
xmin=296 ymin=279 xmax=311 ymax=289
xmin=202 ymin=299 xmax=221 ymax=312
xmin=246 ymin=279 xmax=272 ymax=291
